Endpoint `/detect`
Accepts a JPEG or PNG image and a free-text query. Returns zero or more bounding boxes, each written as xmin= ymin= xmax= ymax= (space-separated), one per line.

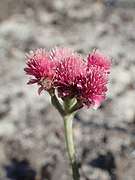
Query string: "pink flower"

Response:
xmin=24 ymin=49 xmax=56 ymax=94
xmin=78 ymin=49 xmax=111 ymax=109
xmin=24 ymin=46 xmax=111 ymax=109
xmin=52 ymin=47 xmax=86 ymax=98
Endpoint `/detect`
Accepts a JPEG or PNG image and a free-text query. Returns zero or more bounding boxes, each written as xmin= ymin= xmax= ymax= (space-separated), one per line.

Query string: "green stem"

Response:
xmin=63 ymin=114 xmax=80 ymax=180
xmin=50 ymin=95 xmax=80 ymax=179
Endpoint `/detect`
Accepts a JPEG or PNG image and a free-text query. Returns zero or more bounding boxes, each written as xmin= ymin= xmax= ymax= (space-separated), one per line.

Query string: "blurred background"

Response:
xmin=0 ymin=0 xmax=135 ymax=179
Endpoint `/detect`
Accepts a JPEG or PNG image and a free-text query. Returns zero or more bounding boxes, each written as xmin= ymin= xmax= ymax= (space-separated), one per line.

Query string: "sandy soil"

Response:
xmin=0 ymin=0 xmax=135 ymax=179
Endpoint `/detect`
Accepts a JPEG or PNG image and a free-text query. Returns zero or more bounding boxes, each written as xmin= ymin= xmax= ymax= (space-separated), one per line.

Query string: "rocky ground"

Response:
xmin=0 ymin=0 xmax=135 ymax=179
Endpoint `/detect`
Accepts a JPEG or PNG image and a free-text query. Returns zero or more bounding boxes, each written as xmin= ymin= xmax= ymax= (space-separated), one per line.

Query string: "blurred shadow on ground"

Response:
xmin=90 ymin=151 xmax=116 ymax=180
xmin=4 ymin=158 xmax=36 ymax=180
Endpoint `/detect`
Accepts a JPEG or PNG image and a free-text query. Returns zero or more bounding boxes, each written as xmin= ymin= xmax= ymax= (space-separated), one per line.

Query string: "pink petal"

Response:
xmin=91 ymin=95 xmax=106 ymax=109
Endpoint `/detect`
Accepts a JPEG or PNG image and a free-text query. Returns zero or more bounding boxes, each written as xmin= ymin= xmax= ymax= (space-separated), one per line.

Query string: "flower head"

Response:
xmin=78 ymin=49 xmax=111 ymax=109
xmin=52 ymin=47 xmax=86 ymax=98
xmin=24 ymin=48 xmax=56 ymax=94
xmin=24 ymin=46 xmax=111 ymax=109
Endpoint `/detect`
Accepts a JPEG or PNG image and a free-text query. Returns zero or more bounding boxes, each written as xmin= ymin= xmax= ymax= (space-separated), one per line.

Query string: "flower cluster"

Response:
xmin=24 ymin=46 xmax=111 ymax=109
